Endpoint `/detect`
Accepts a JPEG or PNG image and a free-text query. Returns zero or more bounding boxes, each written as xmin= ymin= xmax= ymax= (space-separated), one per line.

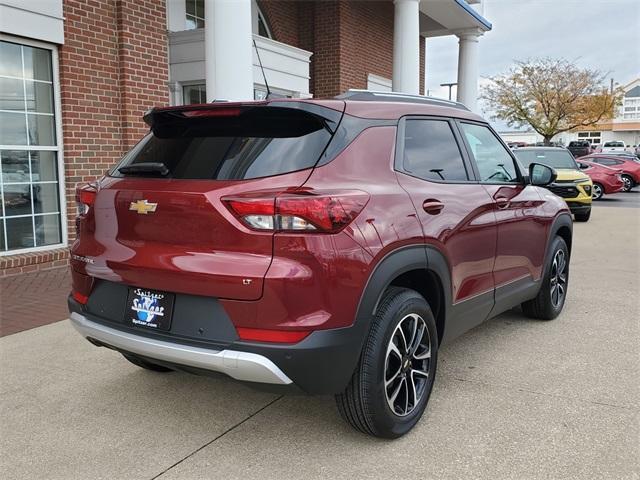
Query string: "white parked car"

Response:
xmin=601 ymin=141 xmax=627 ymax=153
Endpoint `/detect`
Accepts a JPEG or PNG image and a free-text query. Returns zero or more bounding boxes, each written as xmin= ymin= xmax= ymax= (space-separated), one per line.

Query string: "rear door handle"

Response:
xmin=422 ymin=199 xmax=444 ymax=215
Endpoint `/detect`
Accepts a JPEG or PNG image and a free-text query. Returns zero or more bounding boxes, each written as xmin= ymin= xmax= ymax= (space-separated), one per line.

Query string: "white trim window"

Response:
xmin=186 ymin=0 xmax=205 ymax=29
xmin=0 ymin=37 xmax=66 ymax=254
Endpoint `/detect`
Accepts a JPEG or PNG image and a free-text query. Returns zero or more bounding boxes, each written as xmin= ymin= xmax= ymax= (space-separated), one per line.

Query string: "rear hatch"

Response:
xmin=73 ymin=101 xmax=344 ymax=300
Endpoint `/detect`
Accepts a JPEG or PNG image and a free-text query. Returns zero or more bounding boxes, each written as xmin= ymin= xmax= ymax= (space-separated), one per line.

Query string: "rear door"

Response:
xmin=72 ymin=103 xmax=344 ymax=300
xmin=394 ymin=116 xmax=497 ymax=338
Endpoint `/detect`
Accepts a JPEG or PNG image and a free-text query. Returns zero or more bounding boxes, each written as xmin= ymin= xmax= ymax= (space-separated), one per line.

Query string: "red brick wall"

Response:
xmin=1 ymin=0 xmax=168 ymax=276
xmin=258 ymin=0 xmax=301 ymax=48
xmin=258 ymin=1 xmax=425 ymax=98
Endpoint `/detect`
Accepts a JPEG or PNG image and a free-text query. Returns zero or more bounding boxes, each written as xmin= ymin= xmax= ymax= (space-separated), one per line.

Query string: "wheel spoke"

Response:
xmin=409 ymin=322 xmax=425 ymax=356
xmin=413 ymin=347 xmax=431 ymax=360
xmin=385 ymin=364 xmax=402 ymax=388
xmin=408 ymin=372 xmax=418 ymax=409
xmin=387 ymin=340 xmax=402 ymax=360
xmin=396 ymin=327 xmax=408 ymax=355
xmin=557 ymin=251 xmax=566 ymax=274
xmin=411 ymin=368 xmax=429 ymax=379
xmin=406 ymin=315 xmax=418 ymax=353
xmin=389 ymin=377 xmax=406 ymax=406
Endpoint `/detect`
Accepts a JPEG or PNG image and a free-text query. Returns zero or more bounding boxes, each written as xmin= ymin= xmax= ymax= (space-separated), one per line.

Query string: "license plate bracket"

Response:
xmin=125 ymin=287 xmax=174 ymax=331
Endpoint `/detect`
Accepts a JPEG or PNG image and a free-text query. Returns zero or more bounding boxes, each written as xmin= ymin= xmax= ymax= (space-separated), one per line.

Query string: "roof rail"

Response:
xmin=335 ymin=89 xmax=469 ymax=111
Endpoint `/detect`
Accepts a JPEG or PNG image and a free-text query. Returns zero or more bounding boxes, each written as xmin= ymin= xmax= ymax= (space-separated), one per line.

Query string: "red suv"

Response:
xmin=68 ymin=91 xmax=573 ymax=438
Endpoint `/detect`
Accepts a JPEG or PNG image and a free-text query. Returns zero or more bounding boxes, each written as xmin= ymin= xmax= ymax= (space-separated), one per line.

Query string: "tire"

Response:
xmin=591 ymin=183 xmax=604 ymax=200
xmin=521 ymin=236 xmax=569 ymax=320
xmin=335 ymin=287 xmax=438 ymax=438
xmin=122 ymin=353 xmax=173 ymax=372
xmin=621 ymin=174 xmax=634 ymax=192
xmin=574 ymin=208 xmax=591 ymax=222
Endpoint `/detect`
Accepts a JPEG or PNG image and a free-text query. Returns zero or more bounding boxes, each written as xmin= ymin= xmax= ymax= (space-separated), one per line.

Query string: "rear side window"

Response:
xmin=113 ymin=107 xmax=333 ymax=180
xmin=459 ymin=123 xmax=519 ymax=183
xmin=402 ymin=119 xmax=468 ymax=181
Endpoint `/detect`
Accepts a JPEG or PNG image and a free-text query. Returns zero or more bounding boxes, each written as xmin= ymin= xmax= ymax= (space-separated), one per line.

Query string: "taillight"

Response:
xmin=223 ymin=190 xmax=369 ymax=233
xmin=76 ymin=184 xmax=97 ymax=216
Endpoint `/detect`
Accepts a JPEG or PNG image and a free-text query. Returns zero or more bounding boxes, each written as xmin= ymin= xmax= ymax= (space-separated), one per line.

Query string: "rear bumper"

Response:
xmin=68 ymin=293 xmax=365 ymax=394
xmin=70 ymin=312 xmax=293 ymax=385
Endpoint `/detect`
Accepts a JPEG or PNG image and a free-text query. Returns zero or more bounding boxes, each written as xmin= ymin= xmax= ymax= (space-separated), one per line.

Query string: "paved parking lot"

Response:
xmin=1 ymin=204 xmax=638 ymax=480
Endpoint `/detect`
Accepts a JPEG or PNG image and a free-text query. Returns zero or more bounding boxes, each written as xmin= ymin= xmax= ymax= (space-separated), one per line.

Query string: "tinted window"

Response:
xmin=603 ymin=141 xmax=624 ymax=147
xmin=402 ymin=119 xmax=468 ymax=181
xmin=514 ymin=149 xmax=577 ymax=169
xmin=593 ymin=157 xmax=621 ymax=166
xmin=114 ymin=108 xmax=333 ymax=180
xmin=459 ymin=123 xmax=519 ymax=183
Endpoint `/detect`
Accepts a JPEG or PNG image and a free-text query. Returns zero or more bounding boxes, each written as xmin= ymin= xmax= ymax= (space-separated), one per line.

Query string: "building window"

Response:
xmin=183 ymin=84 xmax=206 ymax=104
xmin=0 ymin=40 xmax=63 ymax=254
xmin=577 ymin=131 xmax=601 ymax=144
xmin=186 ymin=0 xmax=205 ymax=30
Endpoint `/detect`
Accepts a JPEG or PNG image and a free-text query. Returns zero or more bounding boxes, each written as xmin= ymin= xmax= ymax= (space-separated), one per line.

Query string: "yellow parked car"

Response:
xmin=514 ymin=147 xmax=593 ymax=222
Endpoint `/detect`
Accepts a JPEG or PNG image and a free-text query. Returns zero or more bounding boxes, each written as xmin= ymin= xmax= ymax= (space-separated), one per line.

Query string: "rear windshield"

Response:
xmin=112 ymin=107 xmax=334 ymax=180
xmin=514 ymin=149 xmax=578 ymax=169
xmin=603 ymin=141 xmax=624 ymax=147
xmin=568 ymin=141 xmax=588 ymax=147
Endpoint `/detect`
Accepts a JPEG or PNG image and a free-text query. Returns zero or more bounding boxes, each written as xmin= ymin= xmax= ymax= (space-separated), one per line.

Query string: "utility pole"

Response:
xmin=440 ymin=82 xmax=457 ymax=101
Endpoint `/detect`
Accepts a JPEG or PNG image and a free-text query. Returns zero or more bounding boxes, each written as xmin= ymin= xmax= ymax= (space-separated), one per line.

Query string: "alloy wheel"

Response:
xmin=384 ymin=313 xmax=431 ymax=417
xmin=622 ymin=175 xmax=633 ymax=192
xmin=549 ymin=249 xmax=567 ymax=308
xmin=592 ymin=183 xmax=603 ymax=200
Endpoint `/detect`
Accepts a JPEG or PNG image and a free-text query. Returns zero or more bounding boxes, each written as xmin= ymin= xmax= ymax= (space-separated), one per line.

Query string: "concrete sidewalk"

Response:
xmin=1 ymin=206 xmax=638 ymax=480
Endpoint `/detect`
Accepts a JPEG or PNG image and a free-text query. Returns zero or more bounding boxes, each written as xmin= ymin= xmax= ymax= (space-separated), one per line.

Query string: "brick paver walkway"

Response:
xmin=0 ymin=267 xmax=71 ymax=337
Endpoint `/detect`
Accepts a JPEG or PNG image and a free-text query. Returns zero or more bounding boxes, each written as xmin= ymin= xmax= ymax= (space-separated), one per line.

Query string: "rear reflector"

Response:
xmin=223 ymin=190 xmax=369 ymax=233
xmin=72 ymin=291 xmax=89 ymax=305
xmin=236 ymin=327 xmax=311 ymax=344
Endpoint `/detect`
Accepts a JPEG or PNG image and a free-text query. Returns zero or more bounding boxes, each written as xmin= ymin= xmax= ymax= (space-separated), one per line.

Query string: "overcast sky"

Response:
xmin=425 ymin=0 xmax=640 ymax=127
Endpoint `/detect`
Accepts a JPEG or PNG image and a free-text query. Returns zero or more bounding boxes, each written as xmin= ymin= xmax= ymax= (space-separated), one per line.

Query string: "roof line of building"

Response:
xmin=454 ymin=0 xmax=492 ymax=30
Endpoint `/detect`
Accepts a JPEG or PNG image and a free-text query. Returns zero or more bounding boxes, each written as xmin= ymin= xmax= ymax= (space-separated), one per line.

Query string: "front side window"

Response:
xmin=402 ymin=119 xmax=468 ymax=181
xmin=0 ymin=40 xmax=62 ymax=253
xmin=459 ymin=123 xmax=519 ymax=183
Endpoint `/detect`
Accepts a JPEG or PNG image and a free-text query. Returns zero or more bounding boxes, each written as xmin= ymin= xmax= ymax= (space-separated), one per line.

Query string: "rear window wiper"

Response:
xmin=119 ymin=162 xmax=169 ymax=176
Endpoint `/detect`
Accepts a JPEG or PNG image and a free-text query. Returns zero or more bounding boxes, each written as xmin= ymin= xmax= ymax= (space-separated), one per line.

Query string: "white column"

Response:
xmin=456 ymin=29 xmax=483 ymax=111
xmin=166 ymin=0 xmax=186 ymax=32
xmin=204 ymin=0 xmax=254 ymax=102
xmin=392 ymin=0 xmax=420 ymax=95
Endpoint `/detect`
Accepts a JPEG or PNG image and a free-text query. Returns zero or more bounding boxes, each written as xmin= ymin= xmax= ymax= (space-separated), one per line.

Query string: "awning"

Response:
xmin=419 ymin=0 xmax=492 ymax=38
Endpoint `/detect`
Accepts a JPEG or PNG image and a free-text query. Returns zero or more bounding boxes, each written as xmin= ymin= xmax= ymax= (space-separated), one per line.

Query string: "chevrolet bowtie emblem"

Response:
xmin=129 ymin=199 xmax=158 ymax=214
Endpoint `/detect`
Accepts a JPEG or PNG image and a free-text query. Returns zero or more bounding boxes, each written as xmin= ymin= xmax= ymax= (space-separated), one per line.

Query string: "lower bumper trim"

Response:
xmin=69 ymin=312 xmax=292 ymax=385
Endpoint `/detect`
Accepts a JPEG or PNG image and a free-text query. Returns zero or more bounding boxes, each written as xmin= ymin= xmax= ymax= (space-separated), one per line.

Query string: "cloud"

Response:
xmin=426 ymin=0 xmax=640 ymax=107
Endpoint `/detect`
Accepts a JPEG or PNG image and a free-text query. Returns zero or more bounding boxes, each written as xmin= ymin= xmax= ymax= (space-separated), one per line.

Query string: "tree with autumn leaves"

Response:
xmin=482 ymin=58 xmax=622 ymax=145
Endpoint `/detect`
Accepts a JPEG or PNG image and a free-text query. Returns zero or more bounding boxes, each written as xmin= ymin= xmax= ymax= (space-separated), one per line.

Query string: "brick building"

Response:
xmin=0 ymin=0 xmax=491 ymax=276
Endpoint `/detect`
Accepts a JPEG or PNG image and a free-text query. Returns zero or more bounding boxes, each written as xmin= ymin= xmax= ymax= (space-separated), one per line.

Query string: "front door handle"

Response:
xmin=495 ymin=196 xmax=511 ymax=209
xmin=422 ymin=199 xmax=444 ymax=215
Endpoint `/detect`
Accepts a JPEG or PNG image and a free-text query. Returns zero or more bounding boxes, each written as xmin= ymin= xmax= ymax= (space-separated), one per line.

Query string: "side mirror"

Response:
xmin=578 ymin=162 xmax=589 ymax=170
xmin=529 ymin=163 xmax=557 ymax=186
